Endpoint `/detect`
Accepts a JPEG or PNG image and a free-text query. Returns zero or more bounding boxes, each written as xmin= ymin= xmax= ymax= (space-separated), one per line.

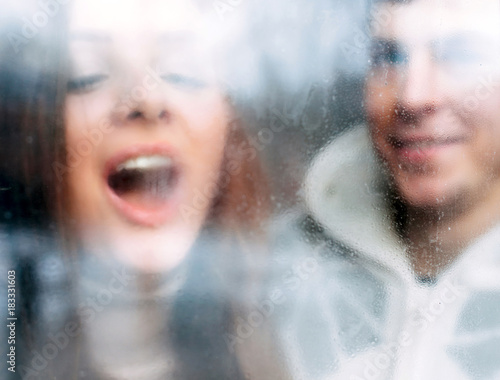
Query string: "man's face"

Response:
xmin=366 ymin=0 xmax=500 ymax=211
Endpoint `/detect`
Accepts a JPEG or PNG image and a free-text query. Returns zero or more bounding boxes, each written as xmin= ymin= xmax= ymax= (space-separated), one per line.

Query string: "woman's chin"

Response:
xmin=115 ymin=247 xmax=189 ymax=274
xmin=79 ymin=226 xmax=200 ymax=274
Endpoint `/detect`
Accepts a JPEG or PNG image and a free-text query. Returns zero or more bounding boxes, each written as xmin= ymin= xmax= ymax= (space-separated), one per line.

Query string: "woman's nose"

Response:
xmin=112 ymin=66 xmax=170 ymax=125
xmin=126 ymin=94 xmax=170 ymax=124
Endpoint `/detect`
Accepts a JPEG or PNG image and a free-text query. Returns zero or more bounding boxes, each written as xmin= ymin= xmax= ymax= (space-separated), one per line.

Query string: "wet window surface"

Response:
xmin=2 ymin=1 xmax=500 ymax=379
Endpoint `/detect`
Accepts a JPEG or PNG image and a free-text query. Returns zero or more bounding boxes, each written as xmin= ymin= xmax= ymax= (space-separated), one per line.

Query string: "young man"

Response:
xmin=239 ymin=0 xmax=500 ymax=379
xmin=365 ymin=0 xmax=500 ymax=280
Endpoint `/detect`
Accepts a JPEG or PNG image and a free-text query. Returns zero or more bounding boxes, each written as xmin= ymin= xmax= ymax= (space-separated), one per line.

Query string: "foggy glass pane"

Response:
xmin=2 ymin=0 xmax=500 ymax=379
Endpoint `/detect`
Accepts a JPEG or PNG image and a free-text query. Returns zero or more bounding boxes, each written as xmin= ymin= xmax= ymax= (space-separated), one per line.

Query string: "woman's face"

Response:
xmin=65 ymin=0 xmax=230 ymax=272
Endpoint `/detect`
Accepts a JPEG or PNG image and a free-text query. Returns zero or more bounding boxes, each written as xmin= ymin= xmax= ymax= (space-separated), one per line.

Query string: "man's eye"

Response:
xmin=434 ymin=47 xmax=484 ymax=65
xmin=67 ymin=74 xmax=108 ymax=93
xmin=371 ymin=41 xmax=408 ymax=67
xmin=162 ymin=73 xmax=206 ymax=90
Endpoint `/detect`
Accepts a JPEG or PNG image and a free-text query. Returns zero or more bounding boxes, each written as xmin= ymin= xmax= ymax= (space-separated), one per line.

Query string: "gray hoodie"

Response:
xmin=240 ymin=125 xmax=500 ymax=380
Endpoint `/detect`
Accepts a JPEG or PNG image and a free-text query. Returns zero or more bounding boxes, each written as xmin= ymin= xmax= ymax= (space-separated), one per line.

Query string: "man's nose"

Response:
xmin=398 ymin=49 xmax=440 ymax=115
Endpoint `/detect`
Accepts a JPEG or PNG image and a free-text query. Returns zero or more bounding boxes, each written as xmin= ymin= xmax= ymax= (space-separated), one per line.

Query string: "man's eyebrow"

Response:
xmin=371 ymin=38 xmax=399 ymax=47
xmin=370 ymin=38 xmax=403 ymax=54
xmin=69 ymin=32 xmax=112 ymax=43
xmin=433 ymin=32 xmax=490 ymax=47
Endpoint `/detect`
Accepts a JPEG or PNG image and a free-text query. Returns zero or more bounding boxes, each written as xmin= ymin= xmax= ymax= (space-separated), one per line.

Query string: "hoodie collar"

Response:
xmin=304 ymin=125 xmax=411 ymax=275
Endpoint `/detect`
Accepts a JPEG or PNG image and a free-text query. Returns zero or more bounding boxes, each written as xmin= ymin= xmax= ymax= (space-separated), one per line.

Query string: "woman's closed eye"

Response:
xmin=161 ymin=73 xmax=207 ymax=90
xmin=67 ymin=74 xmax=109 ymax=93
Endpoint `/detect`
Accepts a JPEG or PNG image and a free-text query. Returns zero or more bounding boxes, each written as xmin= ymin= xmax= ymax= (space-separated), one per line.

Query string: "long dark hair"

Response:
xmin=0 ymin=6 xmax=65 ymax=230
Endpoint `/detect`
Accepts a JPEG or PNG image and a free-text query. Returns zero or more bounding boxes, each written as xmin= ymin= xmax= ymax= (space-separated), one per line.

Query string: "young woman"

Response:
xmin=23 ymin=1 xmax=269 ymax=379
xmin=61 ymin=0 xmax=266 ymax=271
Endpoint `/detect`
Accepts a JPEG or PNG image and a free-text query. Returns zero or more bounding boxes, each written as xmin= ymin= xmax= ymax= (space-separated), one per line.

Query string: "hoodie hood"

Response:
xmin=304 ymin=125 xmax=411 ymax=276
xmin=263 ymin=125 xmax=500 ymax=380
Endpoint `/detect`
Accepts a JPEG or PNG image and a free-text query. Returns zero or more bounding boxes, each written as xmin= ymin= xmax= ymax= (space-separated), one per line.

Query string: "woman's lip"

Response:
xmin=103 ymin=144 xmax=181 ymax=227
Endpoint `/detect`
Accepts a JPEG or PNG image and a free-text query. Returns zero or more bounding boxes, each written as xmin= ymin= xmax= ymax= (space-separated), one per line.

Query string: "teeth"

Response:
xmin=116 ymin=155 xmax=172 ymax=172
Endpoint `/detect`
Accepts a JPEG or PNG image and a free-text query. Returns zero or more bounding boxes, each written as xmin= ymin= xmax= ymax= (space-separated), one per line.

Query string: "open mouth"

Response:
xmin=108 ymin=155 xmax=177 ymax=207
xmin=105 ymin=148 xmax=181 ymax=226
